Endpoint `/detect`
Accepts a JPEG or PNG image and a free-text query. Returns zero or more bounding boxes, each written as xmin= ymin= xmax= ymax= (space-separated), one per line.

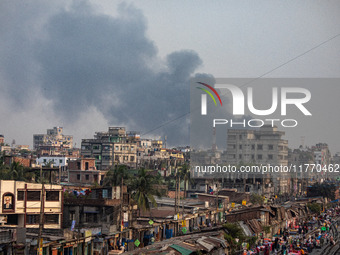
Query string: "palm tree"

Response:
xmin=130 ymin=168 xmax=163 ymax=212
xmin=179 ymin=164 xmax=191 ymax=199
xmin=9 ymin=161 xmax=25 ymax=181
xmin=103 ymin=164 xmax=130 ymax=187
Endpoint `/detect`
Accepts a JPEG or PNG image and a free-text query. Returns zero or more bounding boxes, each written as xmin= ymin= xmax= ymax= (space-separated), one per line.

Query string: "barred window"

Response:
xmin=17 ymin=191 xmax=25 ymax=201
xmin=44 ymin=214 xmax=59 ymax=224
xmin=46 ymin=191 xmax=59 ymax=201
xmin=27 ymin=191 xmax=40 ymax=201
xmin=27 ymin=214 xmax=40 ymax=224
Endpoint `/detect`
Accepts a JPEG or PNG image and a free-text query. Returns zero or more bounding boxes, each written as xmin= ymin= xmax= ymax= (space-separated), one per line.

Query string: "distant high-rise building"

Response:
xmin=312 ymin=143 xmax=331 ymax=167
xmin=226 ymin=125 xmax=289 ymax=194
xmin=226 ymin=125 xmax=288 ymax=166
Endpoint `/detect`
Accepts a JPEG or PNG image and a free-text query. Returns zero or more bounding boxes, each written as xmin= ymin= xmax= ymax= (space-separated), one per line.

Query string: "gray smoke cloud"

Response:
xmin=0 ymin=1 xmax=205 ymax=147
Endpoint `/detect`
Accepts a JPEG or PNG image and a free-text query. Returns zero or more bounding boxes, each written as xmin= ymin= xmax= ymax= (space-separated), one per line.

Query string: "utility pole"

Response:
xmin=175 ymin=168 xmax=178 ymax=215
xmin=120 ymin=175 xmax=124 ymax=234
xmin=58 ymin=165 xmax=61 ymax=184
xmin=177 ymin=173 xmax=180 ymax=216
xmin=216 ymin=182 xmax=219 ymax=225
xmin=37 ymin=165 xmax=44 ymax=255
xmin=77 ymin=205 xmax=83 ymax=255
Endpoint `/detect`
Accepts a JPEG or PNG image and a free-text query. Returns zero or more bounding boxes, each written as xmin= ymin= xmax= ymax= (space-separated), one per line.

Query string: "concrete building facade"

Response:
xmin=0 ymin=180 xmax=63 ymax=230
xmin=81 ymin=127 xmax=138 ymax=170
xmin=33 ymin=127 xmax=73 ymax=151
xmin=226 ymin=125 xmax=288 ymax=166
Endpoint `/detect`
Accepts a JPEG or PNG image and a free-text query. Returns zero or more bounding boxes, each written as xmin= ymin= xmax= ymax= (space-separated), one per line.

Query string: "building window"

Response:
xmin=69 ymin=211 xmax=75 ymax=221
xmin=257 ymin=144 xmax=263 ymax=150
xmin=46 ymin=191 xmax=59 ymax=201
xmin=85 ymin=162 xmax=89 ymax=170
xmin=85 ymin=213 xmax=98 ymax=223
xmin=251 ymin=145 xmax=255 ymax=150
xmin=239 ymin=154 xmax=242 ymax=159
xmin=239 ymin=145 xmax=242 ymax=149
xmin=17 ymin=191 xmax=25 ymax=201
xmin=130 ymin=156 xmax=135 ymax=162
xmin=257 ymin=155 xmax=263 ymax=160
xmin=27 ymin=214 xmax=40 ymax=224
xmin=77 ymin=174 xmax=80 ymax=180
xmin=268 ymin=155 xmax=273 ymax=160
xmin=93 ymin=145 xmax=101 ymax=150
xmin=59 ymin=159 xmax=62 ymax=163
xmin=44 ymin=214 xmax=59 ymax=224
xmin=268 ymin=145 xmax=274 ymax=150
xmin=85 ymin=175 xmax=89 ymax=181
xmin=27 ymin=191 xmax=41 ymax=201
xmin=251 ymin=154 xmax=255 ymax=159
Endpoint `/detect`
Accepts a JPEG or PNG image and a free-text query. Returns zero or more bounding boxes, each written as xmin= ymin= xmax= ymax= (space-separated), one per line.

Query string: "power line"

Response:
xmin=142 ymin=32 xmax=340 ymax=136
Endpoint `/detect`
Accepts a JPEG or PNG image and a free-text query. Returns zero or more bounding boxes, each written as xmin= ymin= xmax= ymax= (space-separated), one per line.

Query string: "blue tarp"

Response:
xmin=165 ymin=229 xmax=173 ymax=239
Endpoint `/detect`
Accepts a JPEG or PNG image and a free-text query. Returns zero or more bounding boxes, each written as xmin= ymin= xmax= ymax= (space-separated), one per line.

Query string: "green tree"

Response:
xmin=103 ymin=165 xmax=130 ymax=187
xmin=130 ymin=168 xmax=163 ymax=212
xmin=223 ymin=223 xmax=245 ymax=254
xmin=223 ymin=223 xmax=257 ymax=254
xmin=179 ymin=163 xmax=191 ymax=198
xmin=250 ymin=193 xmax=265 ymax=205
xmin=307 ymin=203 xmax=322 ymax=214
xmin=165 ymin=173 xmax=176 ymax=189
xmin=9 ymin=161 xmax=25 ymax=181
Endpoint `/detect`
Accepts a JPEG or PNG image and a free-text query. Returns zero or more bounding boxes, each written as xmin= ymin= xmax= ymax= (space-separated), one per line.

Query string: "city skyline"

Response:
xmin=1 ymin=1 xmax=340 ymax=151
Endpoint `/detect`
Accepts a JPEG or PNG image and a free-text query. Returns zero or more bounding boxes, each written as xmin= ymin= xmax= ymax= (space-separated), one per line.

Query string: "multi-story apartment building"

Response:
xmin=67 ymin=158 xmax=106 ymax=185
xmin=81 ymin=127 xmax=138 ymax=170
xmin=0 ymin=180 xmax=63 ymax=230
xmin=312 ymin=143 xmax=331 ymax=166
xmin=226 ymin=125 xmax=289 ymax=194
xmin=226 ymin=125 xmax=288 ymax=166
xmin=63 ymin=185 xmax=135 ymax=254
xmin=288 ymin=148 xmax=315 ymax=195
xmin=33 ymin=127 xmax=73 ymax=151
xmin=36 ymin=156 xmax=70 ymax=169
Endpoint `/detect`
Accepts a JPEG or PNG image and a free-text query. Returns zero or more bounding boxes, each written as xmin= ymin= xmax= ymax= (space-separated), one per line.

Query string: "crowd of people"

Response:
xmin=242 ymin=206 xmax=340 ymax=255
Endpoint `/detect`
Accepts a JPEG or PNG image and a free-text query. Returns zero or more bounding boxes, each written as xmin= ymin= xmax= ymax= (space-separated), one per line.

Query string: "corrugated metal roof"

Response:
xmin=209 ymin=236 xmax=228 ymax=248
xmin=170 ymin=244 xmax=194 ymax=255
xmin=196 ymin=237 xmax=214 ymax=252
xmin=239 ymin=221 xmax=253 ymax=236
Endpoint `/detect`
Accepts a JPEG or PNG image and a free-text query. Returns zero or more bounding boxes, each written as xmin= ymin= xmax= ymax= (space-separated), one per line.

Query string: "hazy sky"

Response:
xmin=1 ymin=1 xmax=340 ymax=151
